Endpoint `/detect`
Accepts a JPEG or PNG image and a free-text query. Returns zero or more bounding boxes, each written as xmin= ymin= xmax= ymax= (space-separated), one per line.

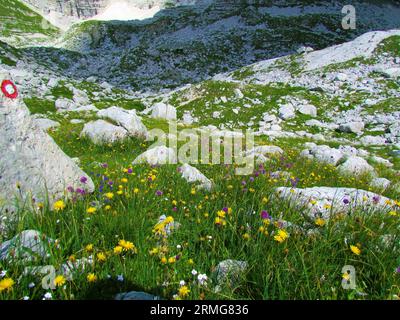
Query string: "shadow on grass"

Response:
xmin=79 ymin=278 xmax=163 ymax=300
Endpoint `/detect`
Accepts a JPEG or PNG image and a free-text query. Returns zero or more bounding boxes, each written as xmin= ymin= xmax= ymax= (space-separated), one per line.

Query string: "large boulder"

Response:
xmin=55 ymin=98 xmax=75 ymax=112
xmin=33 ymin=118 xmax=60 ymax=131
xmin=338 ymin=156 xmax=375 ymax=175
xmin=297 ymin=104 xmax=317 ymax=117
xmin=132 ymin=146 xmax=177 ymax=165
xmin=300 ymin=143 xmax=344 ymax=166
xmin=338 ymin=122 xmax=365 ymax=134
xmin=72 ymin=88 xmax=90 ymax=106
xmin=80 ymin=120 xmax=128 ymax=144
xmin=278 ymin=104 xmax=295 ymax=120
xmin=97 ymin=106 xmax=147 ymax=138
xmin=275 ymin=187 xmax=395 ymax=219
xmin=150 ymin=102 xmax=177 ymax=120
xmin=179 ymin=164 xmax=212 ymax=191
xmin=0 ymin=71 xmax=94 ymax=209
xmin=0 ymin=230 xmax=51 ymax=261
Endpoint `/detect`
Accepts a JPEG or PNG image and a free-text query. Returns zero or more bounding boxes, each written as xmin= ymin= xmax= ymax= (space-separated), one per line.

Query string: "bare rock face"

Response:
xmin=0 ymin=71 xmax=94 ymax=210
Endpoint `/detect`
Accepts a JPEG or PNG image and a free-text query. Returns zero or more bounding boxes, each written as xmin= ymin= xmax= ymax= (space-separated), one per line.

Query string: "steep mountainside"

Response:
xmin=0 ymin=0 xmax=60 ymax=46
xmin=26 ymin=0 xmax=400 ymax=90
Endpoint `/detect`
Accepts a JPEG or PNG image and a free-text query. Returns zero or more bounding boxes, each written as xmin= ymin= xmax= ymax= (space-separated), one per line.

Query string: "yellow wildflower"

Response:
xmin=350 ymin=245 xmax=361 ymax=256
xmin=54 ymin=275 xmax=66 ymax=287
xmin=178 ymin=286 xmax=190 ymax=298
xmin=0 ymin=278 xmax=15 ymax=292
xmin=86 ymin=207 xmax=96 ymax=214
xmin=87 ymin=273 xmax=97 ymax=283
xmin=53 ymin=200 xmax=66 ymax=212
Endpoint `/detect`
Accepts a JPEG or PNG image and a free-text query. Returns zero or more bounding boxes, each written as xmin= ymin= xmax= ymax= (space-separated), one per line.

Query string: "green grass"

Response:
xmin=1 ymin=115 xmax=400 ymax=300
xmin=0 ymin=0 xmax=59 ymax=46
xmin=24 ymin=98 xmax=56 ymax=114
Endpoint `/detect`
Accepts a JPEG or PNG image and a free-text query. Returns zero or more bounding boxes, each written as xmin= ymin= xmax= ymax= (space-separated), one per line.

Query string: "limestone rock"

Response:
xmin=132 ymin=146 xmax=177 ymax=165
xmin=0 ymin=230 xmax=51 ymax=261
xmin=338 ymin=156 xmax=375 ymax=175
xmin=0 ymin=71 xmax=94 ymax=208
xmin=275 ymin=187 xmax=394 ymax=219
xmin=80 ymin=120 xmax=128 ymax=144
xmin=97 ymin=106 xmax=147 ymax=138
xmin=179 ymin=163 xmax=212 ymax=191
xmin=151 ymin=102 xmax=176 ymax=120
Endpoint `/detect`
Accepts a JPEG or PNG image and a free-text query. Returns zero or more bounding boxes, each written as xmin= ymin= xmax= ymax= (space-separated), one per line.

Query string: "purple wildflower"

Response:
xmin=80 ymin=176 xmax=88 ymax=184
xmin=261 ymin=210 xmax=270 ymax=220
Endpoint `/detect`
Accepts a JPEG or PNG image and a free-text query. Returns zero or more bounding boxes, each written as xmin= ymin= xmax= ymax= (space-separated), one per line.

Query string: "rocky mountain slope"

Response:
xmin=9 ymin=0 xmax=398 ymax=90
xmin=0 ymin=0 xmax=60 ymax=46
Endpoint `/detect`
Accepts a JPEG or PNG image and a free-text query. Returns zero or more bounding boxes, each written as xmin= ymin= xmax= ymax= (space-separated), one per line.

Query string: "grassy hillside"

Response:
xmin=0 ymin=0 xmax=60 ymax=46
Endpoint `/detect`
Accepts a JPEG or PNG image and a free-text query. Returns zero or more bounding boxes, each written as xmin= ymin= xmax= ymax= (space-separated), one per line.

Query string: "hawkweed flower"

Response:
xmin=54 ymin=275 xmax=66 ymax=287
xmin=97 ymin=252 xmax=107 ymax=262
xmin=350 ymin=245 xmax=361 ymax=256
xmin=0 ymin=278 xmax=14 ymax=292
xmin=87 ymin=273 xmax=97 ymax=283
xmin=53 ymin=200 xmax=66 ymax=212
xmin=86 ymin=207 xmax=97 ymax=214
xmin=274 ymin=229 xmax=289 ymax=243
xmin=178 ymin=286 xmax=190 ymax=298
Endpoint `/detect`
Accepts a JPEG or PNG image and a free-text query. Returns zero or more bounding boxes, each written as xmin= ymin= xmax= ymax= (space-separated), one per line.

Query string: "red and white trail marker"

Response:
xmin=1 ymin=80 xmax=18 ymax=99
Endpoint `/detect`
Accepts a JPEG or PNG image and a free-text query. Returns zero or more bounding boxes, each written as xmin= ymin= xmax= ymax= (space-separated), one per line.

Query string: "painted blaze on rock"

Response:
xmin=0 ymin=70 xmax=94 ymax=209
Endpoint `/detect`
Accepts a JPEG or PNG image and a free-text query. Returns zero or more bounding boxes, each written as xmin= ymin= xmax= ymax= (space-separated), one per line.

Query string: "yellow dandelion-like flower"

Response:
xmin=53 ymin=200 xmax=66 ymax=212
xmin=216 ymin=210 xmax=226 ymax=218
xmin=54 ymin=275 xmax=66 ymax=287
xmin=118 ymin=240 xmax=137 ymax=252
xmin=133 ymin=188 xmax=139 ymax=194
xmin=315 ymin=218 xmax=326 ymax=227
xmin=178 ymin=286 xmax=190 ymax=298
xmin=97 ymin=252 xmax=107 ymax=262
xmin=168 ymin=257 xmax=176 ymax=264
xmin=350 ymin=245 xmax=361 ymax=256
xmin=86 ymin=207 xmax=97 ymax=214
xmin=114 ymin=246 xmax=123 ymax=255
xmin=274 ymin=229 xmax=288 ymax=243
xmin=104 ymin=192 xmax=114 ymax=200
xmin=85 ymin=244 xmax=94 ymax=252
xmin=87 ymin=273 xmax=97 ymax=283
xmin=121 ymin=178 xmax=128 ymax=183
xmin=160 ymin=257 xmax=167 ymax=264
xmin=164 ymin=216 xmax=174 ymax=224
xmin=0 ymin=278 xmax=15 ymax=292
xmin=242 ymin=233 xmax=250 ymax=240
